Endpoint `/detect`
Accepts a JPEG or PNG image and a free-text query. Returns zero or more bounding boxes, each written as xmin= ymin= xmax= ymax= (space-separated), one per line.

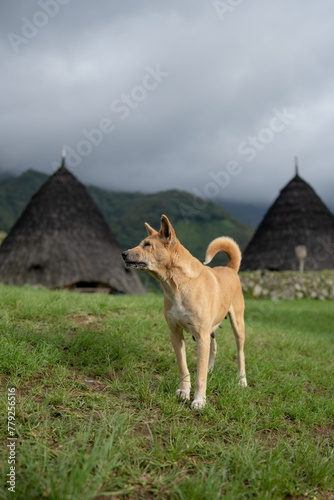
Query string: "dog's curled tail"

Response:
xmin=204 ymin=237 xmax=242 ymax=272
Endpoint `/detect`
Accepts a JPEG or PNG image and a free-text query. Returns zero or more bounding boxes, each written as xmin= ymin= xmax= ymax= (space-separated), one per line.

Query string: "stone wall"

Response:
xmin=240 ymin=270 xmax=334 ymax=300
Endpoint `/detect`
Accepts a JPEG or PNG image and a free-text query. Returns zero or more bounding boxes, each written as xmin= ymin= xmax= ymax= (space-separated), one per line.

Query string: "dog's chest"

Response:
xmin=166 ymin=299 xmax=192 ymax=330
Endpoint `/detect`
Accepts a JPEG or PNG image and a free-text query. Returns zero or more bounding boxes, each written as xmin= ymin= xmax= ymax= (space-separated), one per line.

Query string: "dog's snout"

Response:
xmin=121 ymin=251 xmax=128 ymax=260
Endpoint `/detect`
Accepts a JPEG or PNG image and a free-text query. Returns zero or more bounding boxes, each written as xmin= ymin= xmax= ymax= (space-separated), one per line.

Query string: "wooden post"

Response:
xmin=295 ymin=245 xmax=307 ymax=272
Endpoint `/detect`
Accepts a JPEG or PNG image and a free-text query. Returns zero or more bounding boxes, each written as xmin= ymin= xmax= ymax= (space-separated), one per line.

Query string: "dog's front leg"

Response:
xmin=191 ymin=335 xmax=211 ymax=409
xmin=170 ymin=328 xmax=191 ymax=401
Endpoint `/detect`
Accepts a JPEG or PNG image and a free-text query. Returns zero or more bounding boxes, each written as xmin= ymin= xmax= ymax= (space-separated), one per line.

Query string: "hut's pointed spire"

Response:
xmin=61 ymin=145 xmax=66 ymax=168
xmin=294 ymin=156 xmax=299 ymax=176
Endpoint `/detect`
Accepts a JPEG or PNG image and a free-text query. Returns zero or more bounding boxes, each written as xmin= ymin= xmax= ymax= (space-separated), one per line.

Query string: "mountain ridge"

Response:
xmin=0 ymin=169 xmax=254 ymax=265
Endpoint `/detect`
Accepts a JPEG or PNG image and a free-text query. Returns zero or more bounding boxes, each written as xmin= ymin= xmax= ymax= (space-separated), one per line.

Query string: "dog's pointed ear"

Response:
xmin=145 ymin=222 xmax=157 ymax=236
xmin=159 ymin=214 xmax=176 ymax=244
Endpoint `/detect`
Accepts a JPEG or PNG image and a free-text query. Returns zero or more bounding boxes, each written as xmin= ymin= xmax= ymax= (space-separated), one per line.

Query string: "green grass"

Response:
xmin=0 ymin=285 xmax=333 ymax=499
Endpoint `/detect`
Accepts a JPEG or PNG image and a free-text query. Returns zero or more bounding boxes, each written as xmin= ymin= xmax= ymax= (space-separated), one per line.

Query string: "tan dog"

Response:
xmin=122 ymin=215 xmax=247 ymax=409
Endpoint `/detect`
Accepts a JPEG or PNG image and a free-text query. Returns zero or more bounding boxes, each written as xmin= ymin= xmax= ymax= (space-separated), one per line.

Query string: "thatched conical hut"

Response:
xmin=0 ymin=160 xmax=145 ymax=294
xmin=241 ymin=168 xmax=334 ymax=271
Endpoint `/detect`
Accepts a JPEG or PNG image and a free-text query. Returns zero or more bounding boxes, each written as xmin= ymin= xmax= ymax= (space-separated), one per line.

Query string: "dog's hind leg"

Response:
xmin=170 ymin=327 xmax=191 ymax=400
xmin=229 ymin=298 xmax=247 ymax=387
xmin=208 ymin=331 xmax=217 ymax=372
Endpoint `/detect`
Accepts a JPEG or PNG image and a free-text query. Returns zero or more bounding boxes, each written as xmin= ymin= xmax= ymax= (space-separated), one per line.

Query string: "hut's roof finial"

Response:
xmin=61 ymin=145 xmax=66 ymax=168
xmin=294 ymin=156 xmax=299 ymax=176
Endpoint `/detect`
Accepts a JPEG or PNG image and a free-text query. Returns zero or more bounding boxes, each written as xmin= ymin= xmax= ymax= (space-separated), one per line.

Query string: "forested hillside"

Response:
xmin=0 ymin=170 xmax=254 ymax=265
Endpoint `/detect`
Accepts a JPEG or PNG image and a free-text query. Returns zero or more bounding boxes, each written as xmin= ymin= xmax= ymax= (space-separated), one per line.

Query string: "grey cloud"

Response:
xmin=0 ymin=0 xmax=333 ymax=212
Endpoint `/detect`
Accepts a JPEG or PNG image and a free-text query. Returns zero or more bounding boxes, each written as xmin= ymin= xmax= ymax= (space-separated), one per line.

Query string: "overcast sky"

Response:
xmin=1 ymin=0 xmax=334 ymax=210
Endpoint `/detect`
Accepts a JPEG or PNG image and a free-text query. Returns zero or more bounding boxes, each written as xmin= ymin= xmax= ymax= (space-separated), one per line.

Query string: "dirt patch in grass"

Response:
xmin=256 ymin=426 xmax=299 ymax=449
xmin=132 ymin=423 xmax=155 ymax=439
xmin=63 ymin=313 xmax=104 ymax=343
xmin=0 ymin=375 xmax=10 ymax=388
xmin=313 ymin=424 xmax=334 ymax=443
xmin=79 ymin=378 xmax=110 ymax=393
xmin=68 ymin=313 xmax=103 ymax=330
xmin=14 ymin=373 xmax=45 ymax=394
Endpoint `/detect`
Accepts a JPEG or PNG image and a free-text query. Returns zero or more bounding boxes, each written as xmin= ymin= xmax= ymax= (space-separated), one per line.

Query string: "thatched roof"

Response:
xmin=0 ymin=163 xmax=145 ymax=294
xmin=241 ymin=173 xmax=334 ymax=271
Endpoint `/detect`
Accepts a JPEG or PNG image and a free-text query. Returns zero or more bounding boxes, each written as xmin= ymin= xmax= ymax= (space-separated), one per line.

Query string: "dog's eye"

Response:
xmin=143 ymin=242 xmax=151 ymax=248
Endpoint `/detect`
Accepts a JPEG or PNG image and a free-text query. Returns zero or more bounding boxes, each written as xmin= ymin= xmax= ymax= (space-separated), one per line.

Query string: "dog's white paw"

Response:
xmin=190 ymin=397 xmax=206 ymax=410
xmin=176 ymin=388 xmax=190 ymax=401
xmin=239 ymin=377 xmax=248 ymax=387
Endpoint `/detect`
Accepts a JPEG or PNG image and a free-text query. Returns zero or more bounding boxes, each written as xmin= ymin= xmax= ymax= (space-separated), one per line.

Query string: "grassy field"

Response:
xmin=0 ymin=285 xmax=333 ymax=499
